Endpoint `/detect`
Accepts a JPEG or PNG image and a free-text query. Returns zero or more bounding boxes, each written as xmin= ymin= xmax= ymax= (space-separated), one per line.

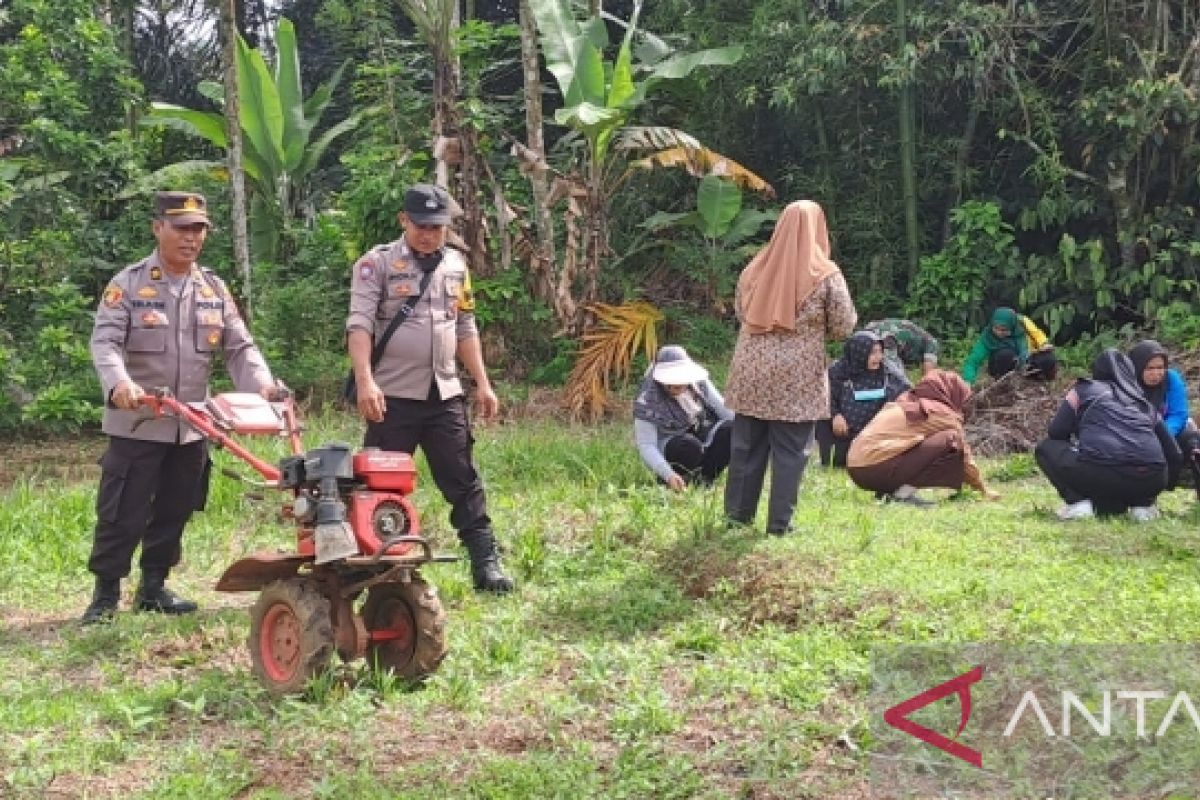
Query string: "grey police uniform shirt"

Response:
xmin=90 ymin=250 xmax=274 ymax=444
xmin=345 ymin=238 xmax=478 ymax=401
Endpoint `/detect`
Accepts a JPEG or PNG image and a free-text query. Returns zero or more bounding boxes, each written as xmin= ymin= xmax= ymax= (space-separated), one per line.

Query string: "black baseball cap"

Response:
xmin=403 ymin=183 xmax=462 ymax=226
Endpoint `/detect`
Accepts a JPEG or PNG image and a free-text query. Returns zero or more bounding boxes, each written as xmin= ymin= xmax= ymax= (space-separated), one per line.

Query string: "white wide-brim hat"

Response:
xmin=652 ymin=345 xmax=708 ymax=385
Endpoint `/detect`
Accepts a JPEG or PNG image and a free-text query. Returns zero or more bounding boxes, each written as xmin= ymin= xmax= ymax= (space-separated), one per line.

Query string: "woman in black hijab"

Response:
xmin=1035 ymin=349 xmax=1170 ymax=521
xmin=816 ymin=331 xmax=911 ymax=467
xmin=1128 ymin=339 xmax=1200 ymax=492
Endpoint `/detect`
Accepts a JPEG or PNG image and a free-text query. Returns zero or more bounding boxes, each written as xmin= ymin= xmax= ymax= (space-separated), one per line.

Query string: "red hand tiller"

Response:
xmin=139 ymin=388 xmax=451 ymax=695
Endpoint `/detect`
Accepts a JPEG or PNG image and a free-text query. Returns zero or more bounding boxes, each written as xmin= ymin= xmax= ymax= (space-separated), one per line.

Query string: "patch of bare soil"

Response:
xmin=662 ymin=540 xmax=910 ymax=632
xmin=0 ymin=432 xmax=106 ymax=491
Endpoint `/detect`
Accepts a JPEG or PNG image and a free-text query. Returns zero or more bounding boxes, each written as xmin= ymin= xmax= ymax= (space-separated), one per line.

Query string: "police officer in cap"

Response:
xmin=84 ymin=191 xmax=280 ymax=624
xmin=346 ymin=183 xmax=514 ymax=593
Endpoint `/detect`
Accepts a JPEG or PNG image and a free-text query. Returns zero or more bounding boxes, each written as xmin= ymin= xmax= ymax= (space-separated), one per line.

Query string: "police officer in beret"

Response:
xmin=84 ymin=191 xmax=280 ymax=624
xmin=346 ymin=183 xmax=514 ymax=593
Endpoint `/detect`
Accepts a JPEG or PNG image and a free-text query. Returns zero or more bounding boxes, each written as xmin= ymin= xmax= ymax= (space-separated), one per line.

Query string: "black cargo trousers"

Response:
xmin=89 ymin=436 xmax=210 ymax=580
xmin=364 ymin=391 xmax=491 ymax=540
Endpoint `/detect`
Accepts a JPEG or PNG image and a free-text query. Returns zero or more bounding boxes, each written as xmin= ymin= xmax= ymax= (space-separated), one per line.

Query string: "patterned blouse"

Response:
xmin=724 ymin=272 xmax=858 ymax=423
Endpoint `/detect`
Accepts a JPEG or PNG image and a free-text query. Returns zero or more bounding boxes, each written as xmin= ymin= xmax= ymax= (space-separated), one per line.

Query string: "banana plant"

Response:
xmin=527 ymin=0 xmax=744 ymax=326
xmin=142 ymin=18 xmax=360 ymax=263
xmin=642 ymin=175 xmax=777 ymax=309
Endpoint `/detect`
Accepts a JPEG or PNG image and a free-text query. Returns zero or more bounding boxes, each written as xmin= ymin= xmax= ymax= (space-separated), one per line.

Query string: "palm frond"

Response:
xmin=563 ymin=301 xmax=663 ymax=421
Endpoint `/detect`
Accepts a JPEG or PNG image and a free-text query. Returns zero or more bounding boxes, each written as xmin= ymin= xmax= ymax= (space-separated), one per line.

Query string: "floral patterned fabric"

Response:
xmin=724 ymin=272 xmax=858 ymax=422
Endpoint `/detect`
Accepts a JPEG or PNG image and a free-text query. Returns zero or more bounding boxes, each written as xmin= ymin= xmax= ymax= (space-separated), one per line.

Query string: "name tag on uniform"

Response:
xmin=853 ymin=387 xmax=886 ymax=401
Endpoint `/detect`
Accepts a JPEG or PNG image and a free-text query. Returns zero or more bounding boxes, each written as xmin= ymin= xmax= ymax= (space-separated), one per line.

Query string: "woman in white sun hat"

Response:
xmin=633 ymin=345 xmax=734 ymax=491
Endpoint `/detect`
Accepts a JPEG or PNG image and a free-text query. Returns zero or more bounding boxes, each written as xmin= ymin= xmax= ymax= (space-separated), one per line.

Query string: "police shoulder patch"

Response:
xmin=457 ymin=271 xmax=476 ymax=312
xmin=103 ymin=284 xmax=124 ymax=307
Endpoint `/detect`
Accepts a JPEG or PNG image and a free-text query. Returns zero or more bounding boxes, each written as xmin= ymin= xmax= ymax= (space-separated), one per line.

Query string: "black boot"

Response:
xmin=135 ymin=569 xmax=198 ymax=615
xmin=462 ymin=531 xmax=515 ymax=594
xmin=81 ymin=578 xmax=121 ymax=625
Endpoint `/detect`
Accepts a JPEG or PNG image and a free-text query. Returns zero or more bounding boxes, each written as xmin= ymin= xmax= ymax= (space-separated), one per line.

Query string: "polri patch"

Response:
xmin=103 ymin=284 xmax=124 ymax=307
xmin=358 ymin=261 xmax=375 ymax=280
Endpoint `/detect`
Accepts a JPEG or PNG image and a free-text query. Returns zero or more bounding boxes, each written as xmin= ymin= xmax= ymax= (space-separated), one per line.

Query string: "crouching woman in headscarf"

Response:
xmin=634 ymin=345 xmax=734 ymax=491
xmin=961 ymin=307 xmax=1057 ymax=386
xmin=816 ymin=330 xmax=911 ymax=467
xmin=1035 ymin=349 xmax=1170 ymax=521
xmin=847 ymin=370 xmax=998 ymax=506
xmin=1129 ymin=339 xmax=1200 ymax=491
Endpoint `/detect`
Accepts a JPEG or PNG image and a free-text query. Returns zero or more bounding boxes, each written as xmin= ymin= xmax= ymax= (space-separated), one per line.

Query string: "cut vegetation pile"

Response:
xmin=965 ymin=371 xmax=1064 ymax=457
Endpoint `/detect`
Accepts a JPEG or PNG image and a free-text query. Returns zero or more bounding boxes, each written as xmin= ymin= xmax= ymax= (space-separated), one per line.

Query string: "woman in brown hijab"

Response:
xmin=846 ymin=370 xmax=999 ymax=506
xmin=724 ymin=200 xmax=858 ymax=534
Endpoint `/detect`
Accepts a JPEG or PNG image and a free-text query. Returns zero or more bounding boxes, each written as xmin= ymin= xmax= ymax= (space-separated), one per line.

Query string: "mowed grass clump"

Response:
xmin=2 ymin=408 xmax=1200 ymax=798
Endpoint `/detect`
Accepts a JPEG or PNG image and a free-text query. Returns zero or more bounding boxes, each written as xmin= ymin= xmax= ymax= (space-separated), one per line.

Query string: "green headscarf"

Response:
xmin=979 ymin=307 xmax=1028 ymax=358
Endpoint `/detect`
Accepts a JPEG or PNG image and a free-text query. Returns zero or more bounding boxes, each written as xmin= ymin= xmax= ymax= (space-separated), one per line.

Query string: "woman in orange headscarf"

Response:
xmin=846 ymin=370 xmax=999 ymax=506
xmin=724 ymin=200 xmax=858 ymax=534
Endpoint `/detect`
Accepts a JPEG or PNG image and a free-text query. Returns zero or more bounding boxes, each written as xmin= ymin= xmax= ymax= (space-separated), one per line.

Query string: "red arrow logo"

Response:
xmin=883 ymin=665 xmax=985 ymax=767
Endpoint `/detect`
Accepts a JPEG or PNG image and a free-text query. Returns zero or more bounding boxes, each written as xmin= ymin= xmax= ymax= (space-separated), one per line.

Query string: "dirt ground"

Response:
xmin=0 ymin=433 xmax=107 ymax=490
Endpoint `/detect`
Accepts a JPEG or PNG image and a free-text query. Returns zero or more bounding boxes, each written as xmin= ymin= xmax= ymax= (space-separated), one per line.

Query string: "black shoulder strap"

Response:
xmin=369 ymin=267 xmax=436 ymax=368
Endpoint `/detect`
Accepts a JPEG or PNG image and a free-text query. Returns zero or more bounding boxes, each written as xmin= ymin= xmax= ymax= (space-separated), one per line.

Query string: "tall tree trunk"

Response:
xmin=220 ymin=0 xmax=253 ymax=317
xmin=579 ymin=153 xmax=604 ymax=333
xmin=896 ymin=0 xmax=920 ymax=284
xmin=518 ymin=0 xmax=558 ymax=310
xmin=429 ymin=3 xmax=488 ymax=275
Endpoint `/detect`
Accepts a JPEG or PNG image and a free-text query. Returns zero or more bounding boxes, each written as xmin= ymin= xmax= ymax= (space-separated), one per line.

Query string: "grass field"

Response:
xmin=2 ymin=406 xmax=1200 ymax=799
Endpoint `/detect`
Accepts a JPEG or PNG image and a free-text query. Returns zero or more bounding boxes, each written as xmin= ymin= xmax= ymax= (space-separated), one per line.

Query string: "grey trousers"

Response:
xmin=724 ymin=415 xmax=815 ymax=533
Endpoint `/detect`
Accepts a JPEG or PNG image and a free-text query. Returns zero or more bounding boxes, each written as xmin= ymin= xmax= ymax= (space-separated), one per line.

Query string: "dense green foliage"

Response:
xmin=2 ymin=0 xmax=1199 ymax=432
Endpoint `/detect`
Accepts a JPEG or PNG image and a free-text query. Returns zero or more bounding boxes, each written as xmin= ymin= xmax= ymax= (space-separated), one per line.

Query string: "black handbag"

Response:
xmin=343 ymin=268 xmax=435 ymax=405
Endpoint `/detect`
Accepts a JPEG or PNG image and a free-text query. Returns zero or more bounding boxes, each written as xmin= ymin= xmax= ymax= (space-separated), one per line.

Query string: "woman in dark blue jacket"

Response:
xmin=1035 ymin=350 xmax=1169 ymax=521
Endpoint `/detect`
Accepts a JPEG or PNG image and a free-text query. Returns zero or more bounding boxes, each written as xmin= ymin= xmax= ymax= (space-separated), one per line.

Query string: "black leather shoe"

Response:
xmin=462 ymin=531 xmax=515 ymax=594
xmin=81 ymin=578 xmax=121 ymax=625
xmin=135 ymin=578 xmax=198 ymax=615
xmin=472 ymin=556 xmax=515 ymax=593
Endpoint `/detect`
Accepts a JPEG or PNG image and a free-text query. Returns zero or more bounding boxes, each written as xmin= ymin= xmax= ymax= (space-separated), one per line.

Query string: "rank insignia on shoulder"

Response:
xmin=103 ymin=284 xmax=124 ymax=307
xmin=458 ymin=273 xmax=476 ymax=312
xmin=207 ymin=330 xmax=221 ymax=346
xmin=149 ymin=267 xmax=162 ymax=281
xmin=137 ymin=286 xmax=158 ymax=298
